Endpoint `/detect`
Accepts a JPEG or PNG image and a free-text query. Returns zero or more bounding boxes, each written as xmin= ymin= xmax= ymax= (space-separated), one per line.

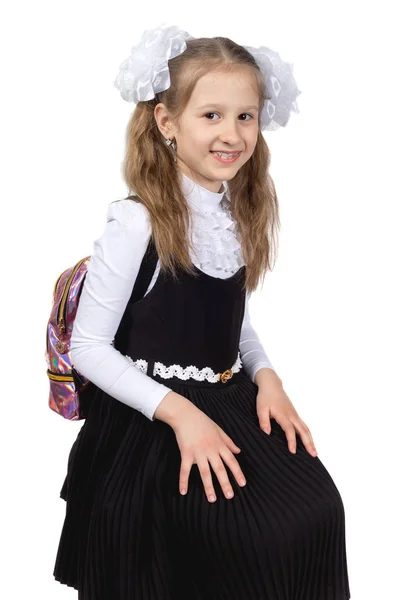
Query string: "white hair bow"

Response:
xmin=113 ymin=22 xmax=301 ymax=132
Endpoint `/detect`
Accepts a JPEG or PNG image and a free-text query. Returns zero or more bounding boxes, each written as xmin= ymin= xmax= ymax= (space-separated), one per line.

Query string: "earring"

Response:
xmin=164 ymin=137 xmax=177 ymax=162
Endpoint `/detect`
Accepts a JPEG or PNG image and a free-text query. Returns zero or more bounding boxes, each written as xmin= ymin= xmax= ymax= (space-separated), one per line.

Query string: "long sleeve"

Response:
xmin=239 ymin=292 xmax=275 ymax=382
xmin=70 ymin=199 xmax=173 ymax=421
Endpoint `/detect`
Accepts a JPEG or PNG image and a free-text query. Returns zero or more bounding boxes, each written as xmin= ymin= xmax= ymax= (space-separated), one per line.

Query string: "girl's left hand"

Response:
xmin=256 ymin=378 xmax=318 ymax=457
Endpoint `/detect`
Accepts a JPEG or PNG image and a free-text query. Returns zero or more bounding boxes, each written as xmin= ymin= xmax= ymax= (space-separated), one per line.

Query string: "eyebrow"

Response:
xmin=197 ymin=104 xmax=259 ymax=112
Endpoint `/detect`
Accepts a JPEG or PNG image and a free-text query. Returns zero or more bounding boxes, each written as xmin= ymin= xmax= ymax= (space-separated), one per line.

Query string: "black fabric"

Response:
xmin=114 ymin=258 xmax=247 ymax=374
xmin=110 ymin=235 xmax=159 ymax=355
xmin=53 ymin=254 xmax=351 ymax=599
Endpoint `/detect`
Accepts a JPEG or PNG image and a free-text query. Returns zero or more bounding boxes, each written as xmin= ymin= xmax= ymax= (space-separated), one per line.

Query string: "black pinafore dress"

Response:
xmin=53 ymin=242 xmax=351 ymax=600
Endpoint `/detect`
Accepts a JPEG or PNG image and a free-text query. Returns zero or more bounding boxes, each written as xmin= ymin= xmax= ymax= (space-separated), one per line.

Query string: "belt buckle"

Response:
xmin=219 ymin=369 xmax=233 ymax=383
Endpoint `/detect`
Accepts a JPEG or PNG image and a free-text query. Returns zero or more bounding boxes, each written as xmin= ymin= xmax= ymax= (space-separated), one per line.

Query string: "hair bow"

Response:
xmin=113 ymin=22 xmax=301 ymax=131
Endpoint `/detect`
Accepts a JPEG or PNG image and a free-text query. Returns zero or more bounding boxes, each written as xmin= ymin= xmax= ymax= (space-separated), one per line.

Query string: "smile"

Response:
xmin=210 ymin=151 xmax=241 ymax=164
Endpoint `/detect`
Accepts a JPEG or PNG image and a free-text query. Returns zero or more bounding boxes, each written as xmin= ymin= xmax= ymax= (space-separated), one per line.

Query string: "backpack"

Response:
xmin=45 ymin=220 xmax=159 ymax=421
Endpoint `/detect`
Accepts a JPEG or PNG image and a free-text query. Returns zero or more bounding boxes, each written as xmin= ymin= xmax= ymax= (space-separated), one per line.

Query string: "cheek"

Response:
xmin=182 ymin=131 xmax=208 ymax=151
xmin=248 ymin=136 xmax=258 ymax=155
xmin=195 ymin=139 xmax=213 ymax=154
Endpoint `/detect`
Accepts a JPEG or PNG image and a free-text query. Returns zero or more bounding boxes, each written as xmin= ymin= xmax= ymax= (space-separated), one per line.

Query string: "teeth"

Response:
xmin=213 ymin=152 xmax=238 ymax=159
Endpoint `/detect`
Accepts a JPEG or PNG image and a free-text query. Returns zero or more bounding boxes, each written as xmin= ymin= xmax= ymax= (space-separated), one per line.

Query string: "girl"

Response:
xmin=53 ymin=22 xmax=351 ymax=600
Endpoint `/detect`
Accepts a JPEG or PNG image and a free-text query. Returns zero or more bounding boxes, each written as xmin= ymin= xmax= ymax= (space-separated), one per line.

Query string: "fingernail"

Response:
xmin=240 ymin=479 xmax=246 ymax=486
xmin=209 ymin=494 xmax=216 ymax=502
xmin=180 ymin=489 xmax=186 ymax=495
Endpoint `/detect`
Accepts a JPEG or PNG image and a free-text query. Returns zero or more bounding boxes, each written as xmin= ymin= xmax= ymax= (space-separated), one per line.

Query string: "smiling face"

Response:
xmin=154 ymin=67 xmax=261 ymax=193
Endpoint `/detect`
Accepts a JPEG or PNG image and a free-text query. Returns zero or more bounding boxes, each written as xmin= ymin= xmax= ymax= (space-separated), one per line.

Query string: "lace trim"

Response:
xmin=125 ymin=352 xmax=242 ymax=382
xmin=126 ymin=357 xmax=147 ymax=373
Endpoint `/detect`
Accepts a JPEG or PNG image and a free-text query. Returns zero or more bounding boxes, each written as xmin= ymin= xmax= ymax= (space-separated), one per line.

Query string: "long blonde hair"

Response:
xmin=120 ymin=36 xmax=280 ymax=292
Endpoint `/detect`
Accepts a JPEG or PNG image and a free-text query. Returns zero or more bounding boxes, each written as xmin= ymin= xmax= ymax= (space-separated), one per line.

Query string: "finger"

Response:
xmin=197 ymin=457 xmax=217 ymax=503
xmin=179 ymin=457 xmax=192 ymax=495
xmin=218 ymin=428 xmax=241 ymax=453
xmin=294 ymin=419 xmax=318 ymax=456
xmin=219 ymin=447 xmax=247 ymax=488
xmin=258 ymin=407 xmax=271 ymax=434
xmin=279 ymin=419 xmax=297 ymax=453
xmin=209 ymin=454 xmax=235 ymax=499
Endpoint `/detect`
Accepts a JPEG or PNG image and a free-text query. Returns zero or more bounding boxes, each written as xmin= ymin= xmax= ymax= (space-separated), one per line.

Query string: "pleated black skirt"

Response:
xmin=53 ymin=372 xmax=351 ymax=600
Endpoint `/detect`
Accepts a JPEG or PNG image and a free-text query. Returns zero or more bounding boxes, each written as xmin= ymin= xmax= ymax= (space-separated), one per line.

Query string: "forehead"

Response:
xmin=188 ymin=68 xmax=260 ymax=108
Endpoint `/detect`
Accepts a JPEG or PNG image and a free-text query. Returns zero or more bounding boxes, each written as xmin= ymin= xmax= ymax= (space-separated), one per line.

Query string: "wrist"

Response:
xmin=254 ymin=367 xmax=282 ymax=389
xmin=154 ymin=390 xmax=198 ymax=428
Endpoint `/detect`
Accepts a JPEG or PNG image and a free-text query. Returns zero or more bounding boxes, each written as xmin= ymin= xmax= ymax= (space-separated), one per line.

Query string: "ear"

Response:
xmin=154 ymin=103 xmax=177 ymax=140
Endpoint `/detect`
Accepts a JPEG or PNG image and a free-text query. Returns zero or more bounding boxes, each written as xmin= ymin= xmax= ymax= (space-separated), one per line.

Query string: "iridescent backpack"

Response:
xmin=45 ymin=223 xmax=158 ymax=421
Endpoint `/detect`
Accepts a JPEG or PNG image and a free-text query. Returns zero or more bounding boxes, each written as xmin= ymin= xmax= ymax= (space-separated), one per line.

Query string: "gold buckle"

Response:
xmin=219 ymin=369 xmax=233 ymax=383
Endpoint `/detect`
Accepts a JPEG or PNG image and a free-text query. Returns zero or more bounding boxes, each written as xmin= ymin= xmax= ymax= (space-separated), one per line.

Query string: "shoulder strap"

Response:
xmin=123 ymin=194 xmax=159 ymax=305
xmin=112 ymin=233 xmax=158 ymax=356
xmin=128 ymin=236 xmax=158 ymax=304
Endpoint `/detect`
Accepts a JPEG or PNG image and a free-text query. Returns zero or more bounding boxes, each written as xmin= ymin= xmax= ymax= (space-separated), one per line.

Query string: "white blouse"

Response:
xmin=70 ymin=172 xmax=274 ymax=421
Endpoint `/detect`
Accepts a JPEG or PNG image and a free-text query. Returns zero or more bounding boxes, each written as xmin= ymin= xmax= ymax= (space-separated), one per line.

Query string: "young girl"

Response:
xmin=53 ymin=22 xmax=351 ymax=600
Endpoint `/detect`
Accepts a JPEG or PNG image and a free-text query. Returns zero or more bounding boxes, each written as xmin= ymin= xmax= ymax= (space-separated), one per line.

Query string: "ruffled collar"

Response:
xmin=180 ymin=172 xmax=229 ymax=213
xmin=179 ymin=171 xmax=245 ymax=276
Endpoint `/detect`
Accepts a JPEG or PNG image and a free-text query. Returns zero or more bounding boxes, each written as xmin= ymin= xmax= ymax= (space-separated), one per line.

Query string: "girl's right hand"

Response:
xmin=172 ymin=408 xmax=247 ymax=503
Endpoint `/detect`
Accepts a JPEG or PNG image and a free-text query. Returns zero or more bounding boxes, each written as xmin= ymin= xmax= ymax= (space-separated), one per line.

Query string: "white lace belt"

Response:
xmin=126 ymin=351 xmax=242 ymax=383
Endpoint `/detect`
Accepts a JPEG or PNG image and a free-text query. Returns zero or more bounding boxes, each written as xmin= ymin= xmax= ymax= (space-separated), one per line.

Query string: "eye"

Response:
xmin=204 ymin=112 xmax=254 ymax=121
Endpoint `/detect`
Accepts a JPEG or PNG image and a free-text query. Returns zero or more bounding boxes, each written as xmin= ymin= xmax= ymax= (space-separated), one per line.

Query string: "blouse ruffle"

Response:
xmin=188 ymin=197 xmax=246 ymax=277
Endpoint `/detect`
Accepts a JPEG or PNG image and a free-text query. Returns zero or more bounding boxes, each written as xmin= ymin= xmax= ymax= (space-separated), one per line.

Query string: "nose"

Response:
xmin=218 ymin=119 xmax=242 ymax=146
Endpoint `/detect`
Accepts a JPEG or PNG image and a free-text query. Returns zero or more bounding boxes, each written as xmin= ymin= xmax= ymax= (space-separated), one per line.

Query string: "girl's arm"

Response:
xmin=239 ymin=292 xmax=276 ymax=382
xmin=70 ymin=199 xmax=173 ymax=421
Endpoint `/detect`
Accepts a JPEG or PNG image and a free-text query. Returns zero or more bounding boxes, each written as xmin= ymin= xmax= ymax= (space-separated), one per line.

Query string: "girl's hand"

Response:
xmin=255 ymin=371 xmax=318 ymax=457
xmin=171 ymin=406 xmax=247 ymax=503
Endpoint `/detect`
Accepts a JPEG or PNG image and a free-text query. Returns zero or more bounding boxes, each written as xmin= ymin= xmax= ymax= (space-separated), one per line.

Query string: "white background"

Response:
xmin=1 ymin=1 xmax=399 ymax=598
